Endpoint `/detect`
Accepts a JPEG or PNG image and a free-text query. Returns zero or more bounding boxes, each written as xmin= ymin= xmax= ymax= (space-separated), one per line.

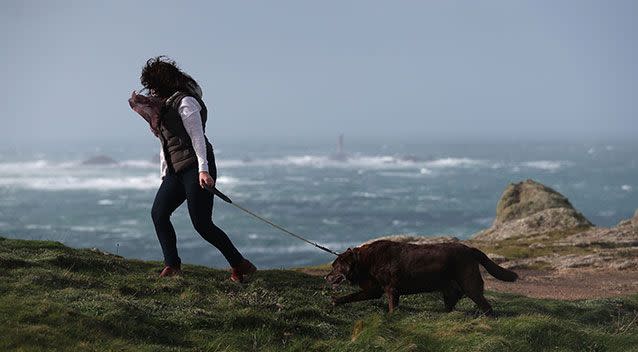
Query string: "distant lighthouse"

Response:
xmin=331 ymin=133 xmax=348 ymax=161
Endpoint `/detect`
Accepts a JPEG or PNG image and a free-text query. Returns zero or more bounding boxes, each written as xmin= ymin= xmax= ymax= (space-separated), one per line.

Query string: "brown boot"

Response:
xmin=230 ymin=259 xmax=257 ymax=283
xmin=159 ymin=263 xmax=182 ymax=277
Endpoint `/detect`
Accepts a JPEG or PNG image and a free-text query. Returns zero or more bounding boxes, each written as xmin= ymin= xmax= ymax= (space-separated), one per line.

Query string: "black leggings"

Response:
xmin=151 ymin=165 xmax=244 ymax=268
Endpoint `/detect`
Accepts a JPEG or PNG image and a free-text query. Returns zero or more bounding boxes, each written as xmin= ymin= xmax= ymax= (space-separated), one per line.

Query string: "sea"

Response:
xmin=0 ymin=139 xmax=636 ymax=269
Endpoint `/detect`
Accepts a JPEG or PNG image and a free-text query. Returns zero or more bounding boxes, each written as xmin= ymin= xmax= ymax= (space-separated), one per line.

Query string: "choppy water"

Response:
xmin=0 ymin=140 xmax=636 ymax=268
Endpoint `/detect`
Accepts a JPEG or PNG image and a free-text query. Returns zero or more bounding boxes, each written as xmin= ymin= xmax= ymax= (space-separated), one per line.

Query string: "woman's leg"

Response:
xmin=180 ymin=167 xmax=244 ymax=267
xmin=151 ymin=173 xmax=187 ymax=267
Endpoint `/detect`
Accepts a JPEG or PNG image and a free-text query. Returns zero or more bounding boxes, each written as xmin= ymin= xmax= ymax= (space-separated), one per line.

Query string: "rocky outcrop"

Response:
xmin=361 ymin=235 xmax=459 ymax=246
xmin=493 ymin=179 xmax=575 ymax=224
xmin=502 ymin=248 xmax=638 ymax=271
xmin=474 ymin=208 xmax=592 ymax=241
xmin=558 ymin=212 xmax=638 ymax=248
xmin=491 ymin=212 xmax=638 ymax=271
xmin=360 ymin=188 xmax=635 ymax=273
xmin=473 ymin=179 xmax=593 ymax=241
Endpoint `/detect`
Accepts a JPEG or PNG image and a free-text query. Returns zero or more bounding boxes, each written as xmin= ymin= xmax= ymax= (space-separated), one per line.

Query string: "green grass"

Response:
xmin=470 ymin=227 xmax=597 ymax=261
xmin=1 ymin=236 xmax=637 ymax=351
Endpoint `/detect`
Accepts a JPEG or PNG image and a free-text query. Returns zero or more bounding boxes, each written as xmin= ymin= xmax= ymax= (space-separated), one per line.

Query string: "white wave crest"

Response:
xmin=519 ymin=160 xmax=567 ymax=171
xmin=70 ymin=225 xmax=99 ymax=232
xmin=119 ymin=160 xmax=157 ymax=168
xmin=0 ymin=174 xmax=161 ymax=190
xmin=0 ymin=159 xmax=160 ymax=173
xmin=0 ymin=155 xmax=501 ymax=176
xmin=0 ymin=160 xmax=51 ymax=171
xmin=216 ymin=176 xmax=265 ymax=186
xmin=423 ymin=158 xmax=486 ymax=168
xmin=218 ymin=155 xmax=489 ymax=170
xmin=378 ymin=171 xmax=424 ymax=178
xmin=352 ymin=191 xmax=380 ymax=198
xmin=25 ymin=224 xmax=54 ymax=230
xmin=0 ymin=173 xmax=257 ymax=191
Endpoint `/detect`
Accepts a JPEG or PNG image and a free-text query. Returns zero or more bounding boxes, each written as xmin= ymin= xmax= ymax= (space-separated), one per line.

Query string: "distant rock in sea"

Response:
xmin=473 ymin=179 xmax=593 ymax=241
xmin=81 ymin=155 xmax=118 ymax=165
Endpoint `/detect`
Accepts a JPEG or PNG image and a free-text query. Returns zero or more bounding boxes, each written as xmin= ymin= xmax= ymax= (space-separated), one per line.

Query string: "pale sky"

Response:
xmin=1 ymin=0 xmax=637 ymax=146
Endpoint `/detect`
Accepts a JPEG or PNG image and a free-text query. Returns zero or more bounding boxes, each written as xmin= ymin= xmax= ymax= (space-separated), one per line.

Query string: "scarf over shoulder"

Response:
xmin=128 ymin=81 xmax=203 ymax=137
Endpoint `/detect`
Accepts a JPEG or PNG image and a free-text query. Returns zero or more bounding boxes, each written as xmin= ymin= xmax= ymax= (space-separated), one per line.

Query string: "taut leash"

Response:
xmin=205 ymin=186 xmax=340 ymax=256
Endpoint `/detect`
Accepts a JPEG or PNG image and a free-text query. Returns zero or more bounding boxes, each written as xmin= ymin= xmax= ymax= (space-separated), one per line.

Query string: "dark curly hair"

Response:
xmin=140 ymin=56 xmax=200 ymax=99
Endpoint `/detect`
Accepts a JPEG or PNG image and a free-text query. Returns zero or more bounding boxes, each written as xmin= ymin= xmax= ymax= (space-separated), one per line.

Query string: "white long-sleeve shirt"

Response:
xmin=159 ymin=96 xmax=209 ymax=178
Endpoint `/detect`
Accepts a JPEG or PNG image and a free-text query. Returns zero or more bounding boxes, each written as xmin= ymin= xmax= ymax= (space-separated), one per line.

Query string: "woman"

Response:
xmin=130 ymin=56 xmax=256 ymax=282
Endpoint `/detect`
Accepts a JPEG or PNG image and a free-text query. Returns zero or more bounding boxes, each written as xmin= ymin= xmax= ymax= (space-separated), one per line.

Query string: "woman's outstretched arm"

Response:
xmin=178 ymin=96 xmax=209 ymax=174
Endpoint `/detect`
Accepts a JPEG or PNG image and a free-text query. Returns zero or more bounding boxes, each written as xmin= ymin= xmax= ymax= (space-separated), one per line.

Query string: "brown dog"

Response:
xmin=325 ymin=240 xmax=518 ymax=315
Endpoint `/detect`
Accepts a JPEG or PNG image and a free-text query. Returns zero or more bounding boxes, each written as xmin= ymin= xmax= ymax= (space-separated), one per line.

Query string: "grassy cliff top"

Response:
xmin=1 ymin=236 xmax=637 ymax=351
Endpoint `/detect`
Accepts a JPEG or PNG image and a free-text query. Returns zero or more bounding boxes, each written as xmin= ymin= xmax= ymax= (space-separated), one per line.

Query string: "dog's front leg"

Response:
xmin=385 ymin=287 xmax=400 ymax=313
xmin=332 ymin=287 xmax=383 ymax=306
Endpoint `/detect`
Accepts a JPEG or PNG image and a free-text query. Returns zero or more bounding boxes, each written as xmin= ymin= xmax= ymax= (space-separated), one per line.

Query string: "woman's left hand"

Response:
xmin=199 ymin=171 xmax=215 ymax=190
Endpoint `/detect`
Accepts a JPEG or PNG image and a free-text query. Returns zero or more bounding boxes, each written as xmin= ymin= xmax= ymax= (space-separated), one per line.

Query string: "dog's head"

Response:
xmin=325 ymin=248 xmax=359 ymax=287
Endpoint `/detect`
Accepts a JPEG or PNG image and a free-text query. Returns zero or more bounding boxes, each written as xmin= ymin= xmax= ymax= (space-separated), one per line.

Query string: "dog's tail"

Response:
xmin=471 ymin=248 xmax=518 ymax=282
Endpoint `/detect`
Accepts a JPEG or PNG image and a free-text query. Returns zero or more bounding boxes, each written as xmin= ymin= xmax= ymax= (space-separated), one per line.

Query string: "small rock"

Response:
xmin=618 ymin=219 xmax=632 ymax=227
xmin=486 ymin=253 xmax=507 ymax=263
xmin=555 ymin=254 xmax=603 ymax=269
xmin=611 ymin=260 xmax=638 ymax=271
xmin=89 ymin=247 xmax=119 ymax=257
xmin=501 ymin=257 xmax=551 ymax=270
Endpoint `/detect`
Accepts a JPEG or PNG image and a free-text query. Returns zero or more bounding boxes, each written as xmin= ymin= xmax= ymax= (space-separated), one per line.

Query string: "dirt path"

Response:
xmin=483 ymin=268 xmax=638 ymax=300
xmin=300 ymin=268 xmax=638 ymax=300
